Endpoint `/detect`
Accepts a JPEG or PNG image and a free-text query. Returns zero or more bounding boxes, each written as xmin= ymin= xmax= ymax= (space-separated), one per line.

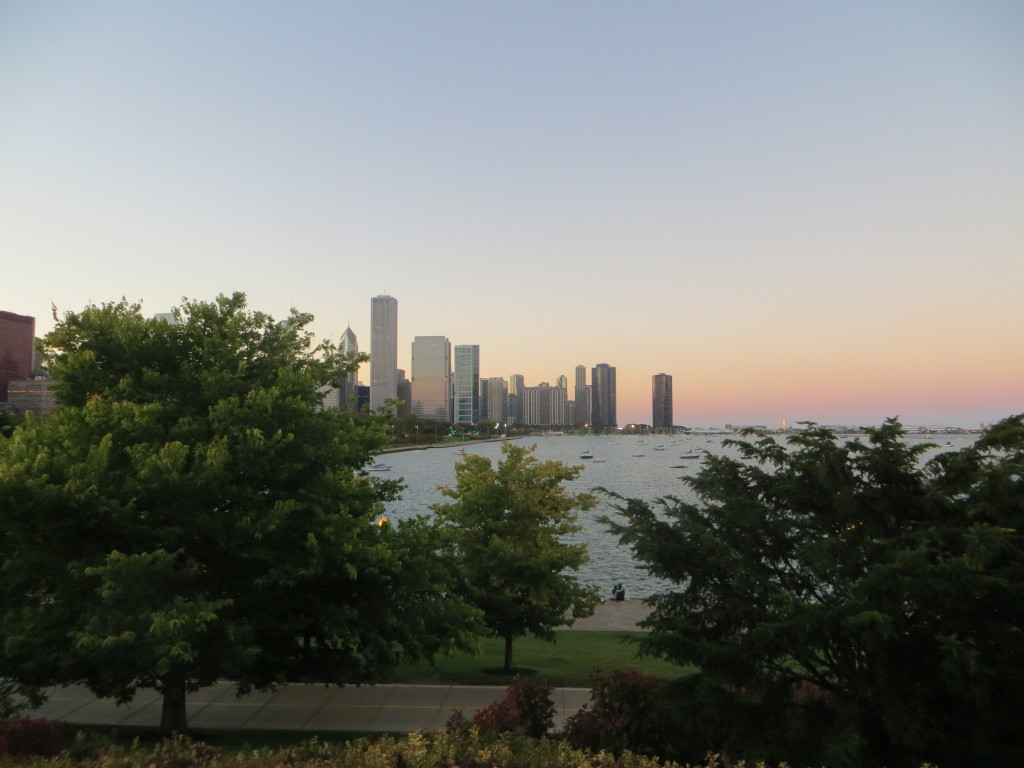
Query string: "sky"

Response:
xmin=2 ymin=1 xmax=1022 ymax=428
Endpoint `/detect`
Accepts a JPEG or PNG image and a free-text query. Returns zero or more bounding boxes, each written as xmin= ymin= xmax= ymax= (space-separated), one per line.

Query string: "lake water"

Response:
xmin=379 ymin=433 xmax=979 ymax=598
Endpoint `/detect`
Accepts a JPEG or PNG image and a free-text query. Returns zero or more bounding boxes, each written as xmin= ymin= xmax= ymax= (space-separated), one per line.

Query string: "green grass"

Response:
xmin=51 ymin=632 xmax=692 ymax=752
xmin=386 ymin=630 xmax=692 ymax=687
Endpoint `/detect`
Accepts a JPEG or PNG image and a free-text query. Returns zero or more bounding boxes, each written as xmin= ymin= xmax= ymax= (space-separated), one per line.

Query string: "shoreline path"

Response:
xmin=26 ymin=599 xmax=652 ymax=733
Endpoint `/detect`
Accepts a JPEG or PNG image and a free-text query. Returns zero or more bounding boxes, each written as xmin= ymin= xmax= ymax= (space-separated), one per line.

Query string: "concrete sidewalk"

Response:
xmin=28 ymin=682 xmax=594 ymax=733
xmin=24 ymin=599 xmax=652 ymax=733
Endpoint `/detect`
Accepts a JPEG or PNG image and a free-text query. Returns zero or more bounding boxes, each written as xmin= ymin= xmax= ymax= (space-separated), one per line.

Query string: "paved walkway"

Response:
xmin=25 ymin=599 xmax=652 ymax=733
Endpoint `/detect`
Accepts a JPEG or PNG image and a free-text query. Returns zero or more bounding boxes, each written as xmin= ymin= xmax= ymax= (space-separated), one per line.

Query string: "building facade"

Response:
xmin=480 ymin=377 xmax=508 ymax=424
xmin=507 ymin=373 xmax=525 ymax=425
xmin=338 ymin=325 xmax=359 ymax=412
xmin=369 ymin=294 xmax=398 ymax=410
xmin=652 ymin=373 xmax=673 ymax=430
xmin=591 ymin=363 xmax=617 ymax=430
xmin=0 ymin=311 xmax=35 ymax=402
xmin=522 ymin=383 xmax=569 ymax=426
xmin=453 ymin=344 xmax=480 ymax=424
xmin=6 ymin=377 xmax=58 ymax=416
xmin=396 ymin=369 xmax=412 ymax=416
xmin=410 ymin=336 xmax=451 ymax=420
xmin=574 ymin=365 xmax=587 ymax=425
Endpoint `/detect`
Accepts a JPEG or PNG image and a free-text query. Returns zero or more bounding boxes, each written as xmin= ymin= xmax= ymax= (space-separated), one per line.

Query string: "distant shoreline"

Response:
xmin=381 ymin=436 xmax=520 ymax=454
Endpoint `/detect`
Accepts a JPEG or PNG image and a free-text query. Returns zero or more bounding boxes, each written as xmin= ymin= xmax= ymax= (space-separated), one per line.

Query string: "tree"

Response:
xmin=604 ymin=418 xmax=1024 ymax=768
xmin=432 ymin=442 xmax=599 ymax=671
xmin=0 ymin=294 xmax=479 ymax=732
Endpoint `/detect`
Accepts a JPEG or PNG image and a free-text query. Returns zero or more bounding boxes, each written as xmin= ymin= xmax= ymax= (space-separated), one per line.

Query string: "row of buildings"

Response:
xmin=329 ymin=294 xmax=674 ymax=429
xmin=1 ymin=299 xmax=675 ymax=429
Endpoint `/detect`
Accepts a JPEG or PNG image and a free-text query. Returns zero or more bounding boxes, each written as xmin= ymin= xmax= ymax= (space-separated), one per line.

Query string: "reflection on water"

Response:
xmin=380 ymin=433 xmax=979 ymax=598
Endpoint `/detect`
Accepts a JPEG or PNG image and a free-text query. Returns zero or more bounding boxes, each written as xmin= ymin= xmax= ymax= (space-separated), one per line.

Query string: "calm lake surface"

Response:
xmin=379 ymin=433 xmax=980 ymax=598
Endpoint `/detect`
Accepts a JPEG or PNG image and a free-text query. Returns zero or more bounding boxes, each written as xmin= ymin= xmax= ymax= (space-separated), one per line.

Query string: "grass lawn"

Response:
xmin=386 ymin=630 xmax=692 ymax=687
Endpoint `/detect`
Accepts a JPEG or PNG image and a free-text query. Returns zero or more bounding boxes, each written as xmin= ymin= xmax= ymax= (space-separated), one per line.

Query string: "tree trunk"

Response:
xmin=504 ymin=634 xmax=514 ymax=672
xmin=160 ymin=677 xmax=189 ymax=734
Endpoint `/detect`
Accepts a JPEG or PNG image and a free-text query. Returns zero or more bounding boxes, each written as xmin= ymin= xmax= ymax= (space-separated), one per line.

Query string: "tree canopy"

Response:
xmin=605 ymin=417 xmax=1024 ymax=768
xmin=0 ymin=294 xmax=479 ymax=731
xmin=433 ymin=442 xmax=600 ymax=671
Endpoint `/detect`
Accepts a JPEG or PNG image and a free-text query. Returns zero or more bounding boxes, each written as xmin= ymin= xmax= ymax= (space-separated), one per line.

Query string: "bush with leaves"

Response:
xmin=448 ymin=677 xmax=556 ymax=739
xmin=0 ymin=717 xmax=66 ymax=758
xmin=565 ymin=670 xmax=694 ymax=760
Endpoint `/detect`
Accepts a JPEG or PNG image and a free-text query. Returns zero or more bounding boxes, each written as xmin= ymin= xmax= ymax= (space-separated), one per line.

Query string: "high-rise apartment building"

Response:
xmin=0 ymin=311 xmax=35 ymax=402
xmin=338 ymin=325 xmax=359 ymax=412
xmin=369 ymin=295 xmax=398 ymax=410
xmin=522 ymin=382 xmax=569 ymax=426
xmin=411 ymin=336 xmax=451 ymax=420
xmin=507 ymin=373 xmax=525 ymax=425
xmin=453 ymin=345 xmax=480 ymax=424
xmin=480 ymin=377 xmax=508 ymax=423
xmin=574 ymin=365 xmax=591 ymax=426
xmin=591 ymin=363 xmax=617 ymax=430
xmin=652 ymin=373 xmax=673 ymax=430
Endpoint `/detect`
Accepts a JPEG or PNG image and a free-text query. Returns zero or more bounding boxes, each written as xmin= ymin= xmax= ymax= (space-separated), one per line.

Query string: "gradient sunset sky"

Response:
xmin=2 ymin=2 xmax=1021 ymax=428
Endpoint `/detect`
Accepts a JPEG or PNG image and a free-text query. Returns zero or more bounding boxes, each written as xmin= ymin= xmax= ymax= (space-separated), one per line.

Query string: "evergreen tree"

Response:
xmin=605 ymin=417 xmax=1024 ymax=767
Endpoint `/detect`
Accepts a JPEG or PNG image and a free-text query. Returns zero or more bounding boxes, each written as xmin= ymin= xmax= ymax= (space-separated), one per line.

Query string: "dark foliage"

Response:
xmin=0 ymin=718 xmax=66 ymax=757
xmin=604 ymin=416 xmax=1024 ymax=768
xmin=449 ymin=677 xmax=556 ymax=739
xmin=565 ymin=670 xmax=692 ymax=760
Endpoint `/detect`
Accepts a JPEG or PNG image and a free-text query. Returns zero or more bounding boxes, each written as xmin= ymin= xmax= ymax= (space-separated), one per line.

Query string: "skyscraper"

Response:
xmin=480 ymin=377 xmax=508 ymax=423
xmin=574 ymin=365 xmax=589 ymax=426
xmin=652 ymin=373 xmax=673 ymax=430
xmin=453 ymin=344 xmax=480 ymax=424
xmin=522 ymin=382 xmax=569 ymax=426
xmin=591 ymin=363 xmax=617 ymax=430
xmin=338 ymin=325 xmax=359 ymax=412
xmin=369 ymin=295 xmax=398 ymax=410
xmin=508 ymin=373 xmax=525 ymax=425
xmin=0 ymin=311 xmax=35 ymax=402
xmin=411 ymin=336 xmax=451 ymax=420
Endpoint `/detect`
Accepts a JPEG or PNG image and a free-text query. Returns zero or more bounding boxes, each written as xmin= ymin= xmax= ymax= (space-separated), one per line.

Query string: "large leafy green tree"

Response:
xmin=0 ymin=294 xmax=479 ymax=732
xmin=432 ymin=442 xmax=600 ymax=672
xmin=605 ymin=418 xmax=1024 ymax=768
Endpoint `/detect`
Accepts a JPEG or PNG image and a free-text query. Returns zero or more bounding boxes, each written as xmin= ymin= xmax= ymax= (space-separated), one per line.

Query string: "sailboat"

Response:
xmin=580 ymin=424 xmax=594 ymax=459
xmin=677 ymin=435 xmax=702 ymax=461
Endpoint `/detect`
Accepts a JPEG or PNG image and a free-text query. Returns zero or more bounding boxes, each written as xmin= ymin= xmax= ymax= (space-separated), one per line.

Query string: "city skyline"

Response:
xmin=2 ymin=4 xmax=1022 ymax=428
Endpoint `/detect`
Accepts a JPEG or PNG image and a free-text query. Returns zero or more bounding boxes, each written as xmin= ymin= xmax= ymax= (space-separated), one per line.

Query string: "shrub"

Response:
xmin=0 ymin=717 xmax=66 ymax=758
xmin=449 ymin=677 xmax=556 ymax=739
xmin=565 ymin=670 xmax=688 ymax=760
